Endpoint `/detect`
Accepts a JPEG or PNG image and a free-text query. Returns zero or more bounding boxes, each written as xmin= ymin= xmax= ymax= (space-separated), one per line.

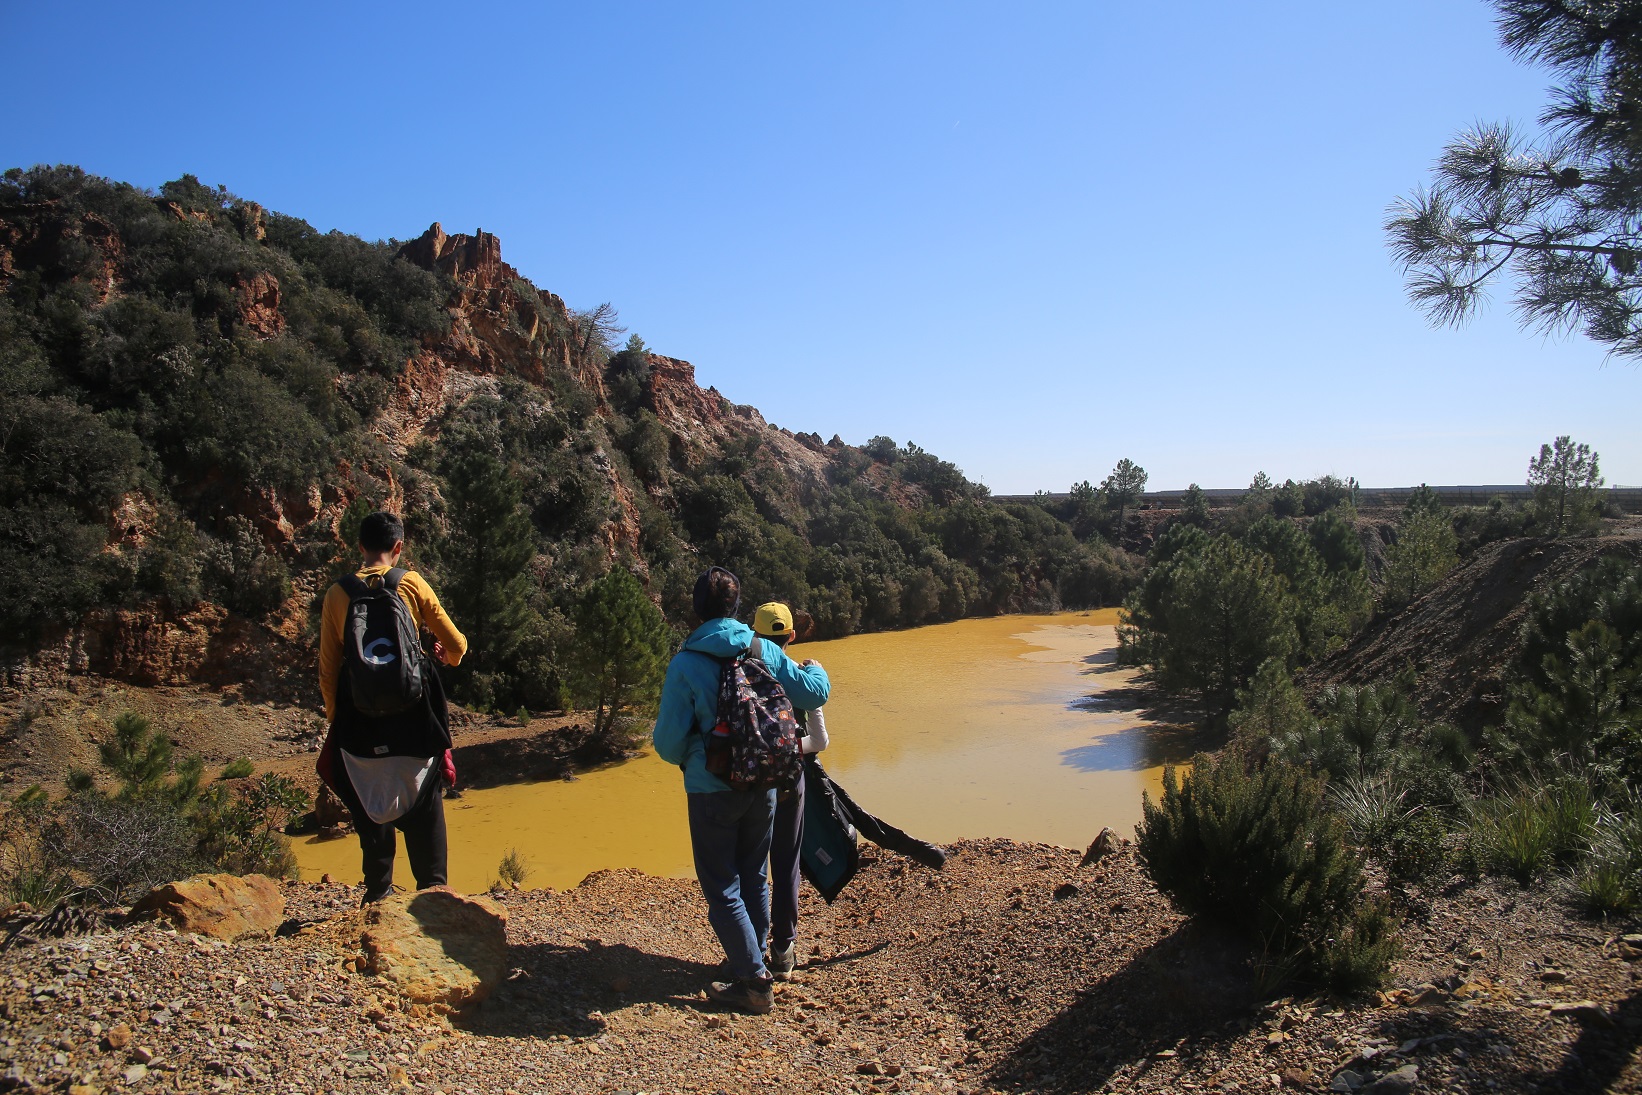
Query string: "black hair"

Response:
xmin=358 ymin=511 xmax=405 ymax=554
xmin=692 ymin=566 xmax=741 ymax=621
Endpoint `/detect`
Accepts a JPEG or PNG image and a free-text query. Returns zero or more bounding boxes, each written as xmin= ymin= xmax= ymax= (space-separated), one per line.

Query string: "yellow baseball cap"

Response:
xmin=753 ymin=602 xmax=794 ymax=639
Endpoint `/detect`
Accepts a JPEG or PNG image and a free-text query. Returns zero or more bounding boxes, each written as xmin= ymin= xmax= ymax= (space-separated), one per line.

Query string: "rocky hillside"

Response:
xmin=1301 ymin=532 xmax=1642 ymax=730
xmin=0 ymin=166 xmax=1135 ymax=718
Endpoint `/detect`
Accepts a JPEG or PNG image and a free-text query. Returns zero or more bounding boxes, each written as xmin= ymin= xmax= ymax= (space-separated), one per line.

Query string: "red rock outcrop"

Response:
xmin=397 ymin=222 xmax=515 ymax=290
xmin=234 ymin=271 xmax=284 ymax=339
xmin=0 ymin=207 xmax=124 ymax=304
xmin=393 ymin=222 xmax=582 ymax=389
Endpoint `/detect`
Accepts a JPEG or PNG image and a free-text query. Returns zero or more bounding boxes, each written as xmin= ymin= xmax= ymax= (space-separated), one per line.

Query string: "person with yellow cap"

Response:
xmin=752 ymin=601 xmax=829 ymax=980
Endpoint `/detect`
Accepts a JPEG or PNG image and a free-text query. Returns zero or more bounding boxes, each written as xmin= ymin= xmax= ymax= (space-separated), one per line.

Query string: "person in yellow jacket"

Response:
xmin=317 ymin=511 xmax=467 ymax=903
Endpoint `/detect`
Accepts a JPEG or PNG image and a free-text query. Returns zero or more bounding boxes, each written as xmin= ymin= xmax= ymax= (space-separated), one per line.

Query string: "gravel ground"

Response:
xmin=2 ymin=840 xmax=1638 ymax=1094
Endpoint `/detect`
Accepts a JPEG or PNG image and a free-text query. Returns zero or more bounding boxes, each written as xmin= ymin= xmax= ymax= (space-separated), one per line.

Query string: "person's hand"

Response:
xmin=433 ymin=639 xmax=456 ymax=665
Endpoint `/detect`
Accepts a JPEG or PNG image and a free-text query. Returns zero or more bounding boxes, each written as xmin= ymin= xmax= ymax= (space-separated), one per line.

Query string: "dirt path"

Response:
xmin=3 ymin=841 xmax=1638 ymax=1094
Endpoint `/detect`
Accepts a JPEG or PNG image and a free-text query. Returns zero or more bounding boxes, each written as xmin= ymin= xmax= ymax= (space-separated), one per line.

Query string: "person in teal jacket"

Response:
xmin=653 ymin=566 xmax=829 ymax=1014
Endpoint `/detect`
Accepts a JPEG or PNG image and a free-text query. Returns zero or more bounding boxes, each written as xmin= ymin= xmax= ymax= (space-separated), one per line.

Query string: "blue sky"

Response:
xmin=4 ymin=1 xmax=1636 ymax=492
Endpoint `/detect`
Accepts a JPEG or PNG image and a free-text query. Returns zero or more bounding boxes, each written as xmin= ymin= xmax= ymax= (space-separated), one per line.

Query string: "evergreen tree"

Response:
xmin=1228 ymin=656 xmax=1313 ymax=755
xmin=565 ymin=567 xmax=671 ymax=745
xmin=1382 ymin=507 xmax=1460 ymax=610
xmin=439 ymin=447 xmax=538 ymax=708
xmin=1179 ymin=483 xmax=1211 ymax=527
xmin=1128 ymin=534 xmax=1300 ymax=717
xmin=1100 ymin=458 xmax=1148 ymax=535
xmin=1389 ymin=0 xmax=1642 ymax=358
xmin=1528 ymin=435 xmax=1604 ymax=535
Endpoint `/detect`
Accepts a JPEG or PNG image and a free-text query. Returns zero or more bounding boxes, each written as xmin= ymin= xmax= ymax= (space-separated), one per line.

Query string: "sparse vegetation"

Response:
xmin=0 ymin=711 xmax=306 ymax=907
xmin=1136 ymin=752 xmax=1396 ymax=991
xmin=497 ymin=848 xmax=531 ymax=889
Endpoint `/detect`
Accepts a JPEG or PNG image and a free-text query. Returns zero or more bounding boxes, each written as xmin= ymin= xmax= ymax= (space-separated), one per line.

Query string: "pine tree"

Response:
xmin=440 ymin=447 xmax=538 ymax=708
xmin=1528 ymin=435 xmax=1604 ymax=535
xmin=565 ymin=567 xmax=671 ymax=747
xmin=1389 ymin=1 xmax=1642 ymax=358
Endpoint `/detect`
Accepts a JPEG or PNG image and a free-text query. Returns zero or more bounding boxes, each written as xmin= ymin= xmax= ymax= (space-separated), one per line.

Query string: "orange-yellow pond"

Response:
xmin=292 ymin=610 xmax=1208 ymax=893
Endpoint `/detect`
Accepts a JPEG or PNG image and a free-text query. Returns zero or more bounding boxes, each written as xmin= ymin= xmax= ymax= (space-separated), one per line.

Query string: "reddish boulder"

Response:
xmin=130 ymin=873 xmax=285 ymax=940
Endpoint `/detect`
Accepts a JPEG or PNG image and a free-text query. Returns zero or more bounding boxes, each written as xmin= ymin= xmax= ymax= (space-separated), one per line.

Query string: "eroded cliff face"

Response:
xmin=642 ymin=353 xmax=831 ymax=491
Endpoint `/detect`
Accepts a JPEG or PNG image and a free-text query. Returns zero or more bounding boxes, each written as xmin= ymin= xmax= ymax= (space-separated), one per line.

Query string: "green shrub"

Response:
xmin=1329 ymin=774 xmax=1419 ymax=852
xmin=7 ymin=713 xmax=307 ymax=905
xmin=193 ymin=772 xmax=308 ymax=879
xmin=1313 ymin=899 xmax=1401 ymax=994
xmin=1137 ymin=753 xmax=1394 ymax=991
xmin=1576 ymin=861 xmax=1638 ymax=916
xmin=1388 ymin=811 xmax=1451 ymax=884
xmin=497 ymin=848 xmax=531 ymax=888
xmin=1576 ymin=794 xmax=1642 ymax=915
xmin=1466 ymin=777 xmax=1596 ymax=885
xmin=0 ymin=787 xmax=76 ymax=906
xmin=1328 ymin=773 xmax=1452 ymax=885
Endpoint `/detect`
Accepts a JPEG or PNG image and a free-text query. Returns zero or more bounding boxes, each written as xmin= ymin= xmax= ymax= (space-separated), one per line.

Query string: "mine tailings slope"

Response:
xmin=1300 ymin=533 xmax=1642 ymax=732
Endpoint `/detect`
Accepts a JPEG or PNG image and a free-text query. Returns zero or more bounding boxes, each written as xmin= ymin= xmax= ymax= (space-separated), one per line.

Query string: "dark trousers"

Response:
xmin=333 ymin=760 xmax=448 ymax=902
xmin=770 ymin=773 xmax=806 ymax=951
xmin=687 ymin=789 xmax=776 ymax=981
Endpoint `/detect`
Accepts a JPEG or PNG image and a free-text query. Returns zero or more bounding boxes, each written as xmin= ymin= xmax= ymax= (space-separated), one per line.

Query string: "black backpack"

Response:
xmin=339 ymin=568 xmax=426 ymax=718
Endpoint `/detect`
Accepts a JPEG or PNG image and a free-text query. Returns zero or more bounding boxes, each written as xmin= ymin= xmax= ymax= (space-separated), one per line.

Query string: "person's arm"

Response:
xmin=759 ymin=638 xmax=830 ymax=710
xmin=651 ymin=659 xmax=695 ymax=766
xmin=405 ymin=572 xmax=468 ymax=666
xmin=318 ymin=583 xmax=348 ymax=724
xmin=803 ymin=706 xmax=829 ymax=754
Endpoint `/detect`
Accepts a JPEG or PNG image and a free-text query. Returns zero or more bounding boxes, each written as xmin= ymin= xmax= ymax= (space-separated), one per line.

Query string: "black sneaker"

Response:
xmin=768 ymin=942 xmax=797 ymax=981
xmin=706 ymin=976 xmax=775 ymax=1014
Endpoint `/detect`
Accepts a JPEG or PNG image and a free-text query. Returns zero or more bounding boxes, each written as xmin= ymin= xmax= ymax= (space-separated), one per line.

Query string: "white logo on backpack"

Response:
xmin=363 ymin=638 xmax=397 ymax=666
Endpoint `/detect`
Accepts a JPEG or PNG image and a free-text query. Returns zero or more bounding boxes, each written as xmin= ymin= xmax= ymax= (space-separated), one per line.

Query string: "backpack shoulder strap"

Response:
xmin=339 ymin=573 xmax=371 ymax=600
xmin=383 ymin=567 xmax=408 ymax=593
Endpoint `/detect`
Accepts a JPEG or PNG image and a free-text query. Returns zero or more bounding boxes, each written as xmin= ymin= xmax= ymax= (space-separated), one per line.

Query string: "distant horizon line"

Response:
xmin=998 ymin=484 xmax=1642 ymax=508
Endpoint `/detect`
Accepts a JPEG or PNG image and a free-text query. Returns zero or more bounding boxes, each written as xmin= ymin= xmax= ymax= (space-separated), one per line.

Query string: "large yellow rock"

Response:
xmin=360 ymin=889 xmax=507 ymax=1010
xmin=130 ymin=873 xmax=285 ymax=940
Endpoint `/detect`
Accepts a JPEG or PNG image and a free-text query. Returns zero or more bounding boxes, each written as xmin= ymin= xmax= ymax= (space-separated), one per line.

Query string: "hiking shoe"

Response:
xmin=360 ymin=884 xmax=401 ymax=906
xmin=768 ymin=942 xmax=797 ymax=981
xmin=706 ymin=976 xmax=775 ymax=1014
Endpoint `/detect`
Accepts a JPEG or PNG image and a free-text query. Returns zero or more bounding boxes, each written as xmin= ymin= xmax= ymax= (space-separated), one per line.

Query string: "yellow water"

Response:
xmin=293 ymin=610 xmax=1204 ymax=893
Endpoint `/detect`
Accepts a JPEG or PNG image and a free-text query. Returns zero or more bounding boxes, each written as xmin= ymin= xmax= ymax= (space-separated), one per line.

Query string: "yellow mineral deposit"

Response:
xmin=294 ymin=609 xmax=1200 ymax=892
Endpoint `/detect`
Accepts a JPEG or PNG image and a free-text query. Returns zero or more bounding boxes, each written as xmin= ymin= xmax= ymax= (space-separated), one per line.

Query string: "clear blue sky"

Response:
xmin=4 ymin=1 xmax=1636 ymax=492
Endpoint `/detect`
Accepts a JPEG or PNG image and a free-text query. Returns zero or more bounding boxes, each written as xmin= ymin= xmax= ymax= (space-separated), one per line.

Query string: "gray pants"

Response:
xmin=770 ymin=772 xmax=805 ymax=952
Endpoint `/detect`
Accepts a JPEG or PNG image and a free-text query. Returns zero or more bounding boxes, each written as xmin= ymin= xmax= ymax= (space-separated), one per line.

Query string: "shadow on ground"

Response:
xmin=466 ymin=939 xmax=716 ymax=1038
xmin=469 ymin=936 xmax=899 ymax=1041
xmin=1527 ymin=983 xmax=1642 ymax=1093
xmin=989 ymin=921 xmax=1261 ymax=1093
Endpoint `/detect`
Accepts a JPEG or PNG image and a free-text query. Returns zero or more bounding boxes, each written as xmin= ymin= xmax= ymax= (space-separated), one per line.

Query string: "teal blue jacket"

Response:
xmin=652 ymin=617 xmax=830 ymax=793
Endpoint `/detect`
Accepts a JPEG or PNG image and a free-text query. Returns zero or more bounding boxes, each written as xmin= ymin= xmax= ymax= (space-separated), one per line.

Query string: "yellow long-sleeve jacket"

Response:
xmin=318 ymin=564 xmax=468 ymax=724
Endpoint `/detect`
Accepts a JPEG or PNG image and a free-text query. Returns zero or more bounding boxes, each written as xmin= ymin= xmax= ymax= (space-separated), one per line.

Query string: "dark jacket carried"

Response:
xmin=799 ymin=756 xmax=946 ymax=902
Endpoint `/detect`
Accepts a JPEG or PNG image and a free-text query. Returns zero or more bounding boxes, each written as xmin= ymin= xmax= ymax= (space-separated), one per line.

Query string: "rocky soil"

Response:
xmin=2 ymin=841 xmax=1638 ymax=1095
